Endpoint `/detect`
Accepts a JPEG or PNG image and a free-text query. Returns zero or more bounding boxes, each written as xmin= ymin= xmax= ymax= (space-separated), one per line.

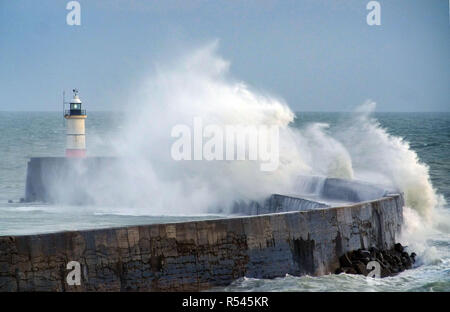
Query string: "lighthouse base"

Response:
xmin=65 ymin=149 xmax=86 ymax=157
xmin=24 ymin=157 xmax=118 ymax=203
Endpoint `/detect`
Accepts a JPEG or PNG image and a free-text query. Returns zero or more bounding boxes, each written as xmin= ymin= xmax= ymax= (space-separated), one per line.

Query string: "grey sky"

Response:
xmin=0 ymin=0 xmax=448 ymax=112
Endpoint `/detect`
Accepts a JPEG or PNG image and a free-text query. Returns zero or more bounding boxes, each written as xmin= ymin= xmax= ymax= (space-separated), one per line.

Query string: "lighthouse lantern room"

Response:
xmin=64 ymin=89 xmax=87 ymax=157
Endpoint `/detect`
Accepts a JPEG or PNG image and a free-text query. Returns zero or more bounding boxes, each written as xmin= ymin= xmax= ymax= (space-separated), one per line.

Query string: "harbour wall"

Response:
xmin=25 ymin=157 xmax=118 ymax=204
xmin=0 ymin=194 xmax=404 ymax=291
xmin=24 ymin=157 xmax=398 ymax=206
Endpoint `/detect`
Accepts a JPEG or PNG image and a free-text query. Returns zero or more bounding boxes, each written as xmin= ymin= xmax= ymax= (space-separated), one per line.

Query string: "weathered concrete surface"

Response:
xmin=0 ymin=194 xmax=403 ymax=292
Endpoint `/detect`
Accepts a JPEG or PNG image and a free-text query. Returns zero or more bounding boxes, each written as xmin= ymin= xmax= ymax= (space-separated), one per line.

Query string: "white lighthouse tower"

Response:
xmin=64 ymin=89 xmax=87 ymax=157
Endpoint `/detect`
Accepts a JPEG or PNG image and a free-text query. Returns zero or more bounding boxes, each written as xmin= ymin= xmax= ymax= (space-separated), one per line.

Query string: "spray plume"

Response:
xmin=83 ymin=41 xmax=443 ymax=222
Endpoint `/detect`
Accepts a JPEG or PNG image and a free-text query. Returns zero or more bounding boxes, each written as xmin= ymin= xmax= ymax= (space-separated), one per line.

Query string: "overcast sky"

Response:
xmin=0 ymin=0 xmax=448 ymax=112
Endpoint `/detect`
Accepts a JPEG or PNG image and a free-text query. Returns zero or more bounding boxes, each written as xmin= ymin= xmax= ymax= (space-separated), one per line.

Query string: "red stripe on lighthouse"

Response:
xmin=66 ymin=149 xmax=86 ymax=158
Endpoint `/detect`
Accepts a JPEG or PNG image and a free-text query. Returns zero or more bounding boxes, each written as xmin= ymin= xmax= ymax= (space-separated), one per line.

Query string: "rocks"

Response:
xmin=354 ymin=262 xmax=368 ymax=275
xmin=394 ymin=243 xmax=404 ymax=253
xmin=335 ymin=243 xmax=416 ymax=278
xmin=339 ymin=253 xmax=353 ymax=267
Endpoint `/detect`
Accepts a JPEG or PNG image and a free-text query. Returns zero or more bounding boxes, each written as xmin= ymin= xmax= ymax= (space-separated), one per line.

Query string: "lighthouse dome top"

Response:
xmin=70 ymin=89 xmax=82 ymax=104
xmin=70 ymin=96 xmax=82 ymax=104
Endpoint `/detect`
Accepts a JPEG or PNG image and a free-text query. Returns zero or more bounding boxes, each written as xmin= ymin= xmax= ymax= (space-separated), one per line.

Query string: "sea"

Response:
xmin=0 ymin=111 xmax=449 ymax=292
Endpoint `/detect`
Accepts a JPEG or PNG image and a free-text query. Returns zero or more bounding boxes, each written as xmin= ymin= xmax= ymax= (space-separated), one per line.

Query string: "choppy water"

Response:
xmin=0 ymin=111 xmax=449 ymax=291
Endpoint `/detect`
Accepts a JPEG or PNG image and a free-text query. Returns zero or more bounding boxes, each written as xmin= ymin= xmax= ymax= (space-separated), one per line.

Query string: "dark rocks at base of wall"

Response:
xmin=335 ymin=243 xmax=416 ymax=278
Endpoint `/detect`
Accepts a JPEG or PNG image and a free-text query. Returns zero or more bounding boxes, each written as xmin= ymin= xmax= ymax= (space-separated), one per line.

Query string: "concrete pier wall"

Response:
xmin=0 ymin=194 xmax=403 ymax=292
xmin=25 ymin=157 xmax=118 ymax=203
xmin=25 ymin=157 xmax=399 ymax=206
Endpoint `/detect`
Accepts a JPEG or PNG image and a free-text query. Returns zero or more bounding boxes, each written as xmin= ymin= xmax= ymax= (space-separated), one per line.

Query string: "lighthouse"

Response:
xmin=64 ymin=89 xmax=87 ymax=157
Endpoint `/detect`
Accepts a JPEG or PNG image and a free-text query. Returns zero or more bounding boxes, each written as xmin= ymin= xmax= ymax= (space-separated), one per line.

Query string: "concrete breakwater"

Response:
xmin=24 ymin=157 xmax=397 ymax=206
xmin=5 ymin=157 xmax=405 ymax=291
xmin=0 ymin=194 xmax=403 ymax=291
xmin=24 ymin=157 xmax=119 ymax=204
